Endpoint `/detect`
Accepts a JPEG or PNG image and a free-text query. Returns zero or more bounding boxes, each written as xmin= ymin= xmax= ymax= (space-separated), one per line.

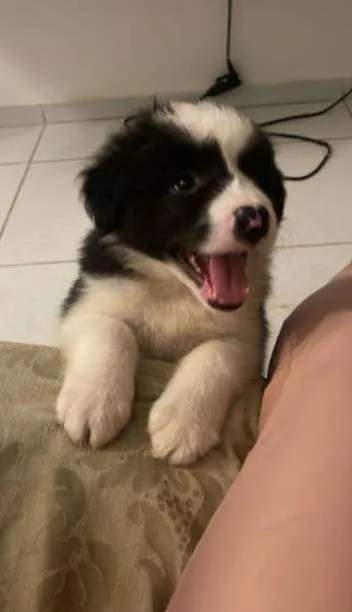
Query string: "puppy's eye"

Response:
xmin=170 ymin=173 xmax=198 ymax=194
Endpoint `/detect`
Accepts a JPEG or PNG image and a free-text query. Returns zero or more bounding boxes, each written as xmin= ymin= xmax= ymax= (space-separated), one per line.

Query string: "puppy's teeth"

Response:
xmin=189 ymin=254 xmax=201 ymax=275
xmin=191 ymin=259 xmax=201 ymax=274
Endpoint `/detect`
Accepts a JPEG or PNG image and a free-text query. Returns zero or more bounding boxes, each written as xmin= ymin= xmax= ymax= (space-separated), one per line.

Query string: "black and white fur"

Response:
xmin=57 ymin=101 xmax=285 ymax=464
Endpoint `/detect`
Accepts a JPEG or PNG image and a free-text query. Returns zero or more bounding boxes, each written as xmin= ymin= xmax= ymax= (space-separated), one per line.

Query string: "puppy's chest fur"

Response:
xmin=81 ymin=275 xmax=263 ymax=362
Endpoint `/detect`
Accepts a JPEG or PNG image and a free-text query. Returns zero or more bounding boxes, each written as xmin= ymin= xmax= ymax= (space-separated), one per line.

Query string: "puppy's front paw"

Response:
xmin=56 ymin=372 xmax=133 ymax=448
xmin=148 ymin=399 xmax=219 ymax=465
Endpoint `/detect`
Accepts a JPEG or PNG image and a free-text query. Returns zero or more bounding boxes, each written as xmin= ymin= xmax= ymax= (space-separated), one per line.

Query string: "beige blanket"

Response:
xmin=0 ymin=342 xmax=260 ymax=612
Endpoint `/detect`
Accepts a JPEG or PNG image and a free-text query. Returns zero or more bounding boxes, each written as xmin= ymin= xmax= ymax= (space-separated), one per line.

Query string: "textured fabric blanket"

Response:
xmin=0 ymin=342 xmax=260 ymax=612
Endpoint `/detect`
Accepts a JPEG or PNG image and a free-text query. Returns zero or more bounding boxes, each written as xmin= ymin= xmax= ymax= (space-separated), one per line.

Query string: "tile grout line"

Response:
xmin=0 ymin=241 xmax=352 ymax=270
xmin=276 ymin=241 xmax=352 ymax=251
xmin=0 ymin=95 xmax=351 ymax=130
xmin=21 ymin=96 xmax=352 ymax=127
xmin=0 ymin=119 xmax=47 ymax=241
xmin=0 ymin=259 xmax=77 ymax=269
xmin=34 ymin=103 xmax=322 ymax=128
xmin=1 ymin=134 xmax=352 ymax=170
xmin=0 ymin=156 xmax=91 ymax=168
xmin=41 ymin=115 xmax=126 ymax=126
xmin=31 ymin=156 xmax=93 ymax=165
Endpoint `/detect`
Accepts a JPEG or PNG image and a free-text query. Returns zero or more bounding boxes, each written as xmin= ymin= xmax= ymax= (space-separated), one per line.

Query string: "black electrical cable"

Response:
xmin=266 ymin=132 xmax=333 ymax=181
xmin=259 ymin=86 xmax=352 ymax=181
xmin=199 ymin=0 xmax=241 ymax=100
xmin=259 ymin=86 xmax=352 ymax=128
xmin=226 ymin=0 xmax=233 ymax=65
xmin=199 ymin=0 xmax=352 ymax=181
xmin=152 ymin=0 xmax=351 ymax=182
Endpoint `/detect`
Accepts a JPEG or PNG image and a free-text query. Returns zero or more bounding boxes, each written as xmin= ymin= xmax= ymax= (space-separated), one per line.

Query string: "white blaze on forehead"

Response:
xmin=155 ymin=101 xmax=278 ymax=256
xmin=163 ymin=101 xmax=254 ymax=166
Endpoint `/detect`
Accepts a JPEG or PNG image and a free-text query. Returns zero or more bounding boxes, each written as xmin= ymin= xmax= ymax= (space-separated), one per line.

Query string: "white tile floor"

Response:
xmin=1 ymin=101 xmax=351 ymax=364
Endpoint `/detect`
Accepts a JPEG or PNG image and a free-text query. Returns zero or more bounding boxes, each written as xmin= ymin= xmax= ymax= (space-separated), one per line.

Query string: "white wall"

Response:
xmin=233 ymin=0 xmax=352 ymax=84
xmin=0 ymin=0 xmax=351 ymax=106
xmin=0 ymin=0 xmax=224 ymax=106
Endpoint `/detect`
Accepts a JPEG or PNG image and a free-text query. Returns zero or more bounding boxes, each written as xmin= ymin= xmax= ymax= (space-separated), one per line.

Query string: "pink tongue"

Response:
xmin=200 ymin=254 xmax=248 ymax=307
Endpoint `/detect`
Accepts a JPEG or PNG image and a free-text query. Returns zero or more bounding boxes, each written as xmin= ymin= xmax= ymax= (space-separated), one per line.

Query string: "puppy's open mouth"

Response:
xmin=179 ymin=251 xmax=249 ymax=311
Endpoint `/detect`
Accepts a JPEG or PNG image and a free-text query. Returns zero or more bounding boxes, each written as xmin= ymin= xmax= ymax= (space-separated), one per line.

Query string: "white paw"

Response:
xmin=148 ymin=399 xmax=220 ymax=465
xmin=56 ymin=372 xmax=133 ymax=448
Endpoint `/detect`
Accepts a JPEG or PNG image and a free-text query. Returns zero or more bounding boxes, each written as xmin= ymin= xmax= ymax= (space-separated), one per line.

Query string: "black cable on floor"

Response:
xmin=259 ymin=86 xmax=352 ymax=128
xmin=259 ymin=86 xmax=352 ymax=181
xmin=155 ymin=0 xmax=352 ymax=182
xmin=198 ymin=0 xmax=352 ymax=181
xmin=266 ymin=132 xmax=333 ymax=181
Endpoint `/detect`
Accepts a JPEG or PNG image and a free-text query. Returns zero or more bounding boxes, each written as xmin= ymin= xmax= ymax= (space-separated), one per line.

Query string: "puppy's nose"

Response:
xmin=234 ymin=205 xmax=269 ymax=245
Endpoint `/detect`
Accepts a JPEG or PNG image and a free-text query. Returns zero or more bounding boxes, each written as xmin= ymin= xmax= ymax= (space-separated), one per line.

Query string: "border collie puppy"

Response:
xmin=56 ymin=101 xmax=285 ymax=465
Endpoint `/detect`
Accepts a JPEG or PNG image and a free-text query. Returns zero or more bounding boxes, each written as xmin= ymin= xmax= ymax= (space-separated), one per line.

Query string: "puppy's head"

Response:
xmin=81 ymin=101 xmax=285 ymax=311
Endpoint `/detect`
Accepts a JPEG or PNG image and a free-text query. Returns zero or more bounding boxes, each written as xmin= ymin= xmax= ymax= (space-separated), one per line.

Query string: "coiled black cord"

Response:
xmin=259 ymin=87 xmax=352 ymax=180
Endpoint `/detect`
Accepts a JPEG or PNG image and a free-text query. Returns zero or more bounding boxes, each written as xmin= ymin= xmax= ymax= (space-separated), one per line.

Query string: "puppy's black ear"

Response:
xmin=80 ymin=143 xmax=124 ymax=234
